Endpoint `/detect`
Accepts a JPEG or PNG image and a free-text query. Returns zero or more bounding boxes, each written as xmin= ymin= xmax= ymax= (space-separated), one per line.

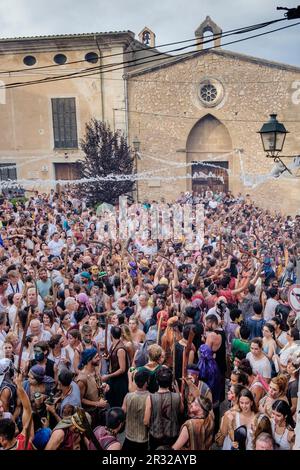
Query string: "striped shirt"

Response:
xmin=124 ymin=391 xmax=149 ymax=443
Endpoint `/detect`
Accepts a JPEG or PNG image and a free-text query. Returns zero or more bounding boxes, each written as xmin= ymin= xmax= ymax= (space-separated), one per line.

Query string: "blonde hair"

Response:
xmin=129 ymin=316 xmax=139 ymax=326
xmin=5 ymin=332 xmax=18 ymax=345
xmin=120 ymin=324 xmax=133 ymax=343
xmin=271 ymin=374 xmax=288 ymax=395
xmin=148 ymin=344 xmax=163 ymax=362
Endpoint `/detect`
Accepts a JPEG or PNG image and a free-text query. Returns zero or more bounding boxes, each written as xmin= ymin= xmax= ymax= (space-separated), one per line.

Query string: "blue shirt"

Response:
xmin=58 ymin=381 xmax=81 ymax=417
xmin=246 ymin=317 xmax=265 ymax=340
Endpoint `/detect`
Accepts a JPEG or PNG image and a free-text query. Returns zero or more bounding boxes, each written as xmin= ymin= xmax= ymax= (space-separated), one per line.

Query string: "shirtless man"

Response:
xmin=129 ymin=316 xmax=145 ymax=344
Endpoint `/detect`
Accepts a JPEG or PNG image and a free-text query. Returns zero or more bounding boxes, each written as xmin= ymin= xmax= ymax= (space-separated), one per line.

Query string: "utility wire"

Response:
xmin=2 ymin=23 xmax=275 ymax=88
xmin=0 ymin=17 xmax=286 ymax=75
xmin=3 ymin=20 xmax=299 ymax=91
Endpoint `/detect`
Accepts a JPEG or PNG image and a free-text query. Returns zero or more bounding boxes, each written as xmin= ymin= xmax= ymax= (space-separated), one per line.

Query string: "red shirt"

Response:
xmin=12 ymin=434 xmax=34 ymax=451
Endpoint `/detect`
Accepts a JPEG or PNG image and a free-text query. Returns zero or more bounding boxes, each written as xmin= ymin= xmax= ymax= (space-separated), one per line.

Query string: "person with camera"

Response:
xmin=46 ymin=368 xmax=81 ymax=422
xmin=206 ymin=297 xmax=231 ymax=327
xmin=23 ymin=364 xmax=55 ymax=430
xmin=75 ymin=348 xmax=108 ymax=429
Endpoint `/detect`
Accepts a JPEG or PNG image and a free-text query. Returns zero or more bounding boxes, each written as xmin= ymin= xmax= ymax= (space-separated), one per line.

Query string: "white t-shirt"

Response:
xmin=64 ymin=345 xmax=77 ymax=373
xmin=48 ymin=239 xmax=65 ymax=257
xmin=209 ymin=200 xmax=218 ymax=209
xmin=279 ymin=344 xmax=300 ymax=366
xmin=246 ymin=352 xmax=272 ymax=379
xmin=276 ymin=331 xmax=288 ymax=353
xmin=137 ymin=305 xmax=153 ymax=329
xmin=6 ymin=280 xmax=24 ymax=297
xmin=264 ymin=298 xmax=279 ymax=322
xmin=48 ymin=347 xmax=68 ymax=369
xmin=206 ymin=306 xmax=231 ymax=328
xmin=94 ymin=326 xmax=112 ymax=351
xmin=27 ymin=329 xmax=52 ymax=342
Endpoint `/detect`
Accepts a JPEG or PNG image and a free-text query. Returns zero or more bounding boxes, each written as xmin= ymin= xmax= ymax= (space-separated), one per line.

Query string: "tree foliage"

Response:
xmin=77 ymin=119 xmax=135 ymax=205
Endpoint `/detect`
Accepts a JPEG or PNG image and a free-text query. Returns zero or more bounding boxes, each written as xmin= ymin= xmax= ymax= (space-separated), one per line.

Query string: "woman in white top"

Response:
xmin=48 ymin=334 xmax=69 ymax=372
xmin=258 ymin=374 xmax=288 ymax=419
xmin=246 ymin=338 xmax=272 ymax=383
xmin=217 ymin=389 xmax=258 ymax=450
xmin=136 ymin=294 xmax=152 ymax=331
xmin=42 ymin=311 xmax=60 ymax=336
xmin=271 ymin=399 xmax=295 ymax=450
xmin=269 ymin=317 xmax=288 ymax=354
xmin=262 ymin=323 xmax=276 ymax=361
xmin=88 ymin=313 xmax=102 ymax=344
xmin=216 ymin=384 xmax=247 ymax=450
xmin=278 ymin=327 xmax=300 ymax=371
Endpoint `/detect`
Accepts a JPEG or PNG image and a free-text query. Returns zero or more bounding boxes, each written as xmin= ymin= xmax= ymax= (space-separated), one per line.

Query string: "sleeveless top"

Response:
xmin=235 ymin=412 xmax=254 ymax=450
xmin=214 ymin=330 xmax=227 ymax=374
xmin=271 ymin=422 xmax=291 ymax=450
xmin=149 ymin=391 xmax=181 ymax=439
xmin=183 ymin=416 xmax=214 ymax=450
xmin=109 ymin=340 xmax=129 ymax=374
xmin=0 ymin=381 xmax=17 ymax=415
xmin=136 ymin=365 xmax=161 ymax=393
xmin=125 ymin=391 xmax=149 ymax=443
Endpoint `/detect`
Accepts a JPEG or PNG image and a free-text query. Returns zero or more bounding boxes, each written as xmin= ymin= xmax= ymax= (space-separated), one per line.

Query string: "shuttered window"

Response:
xmin=51 ymin=98 xmax=78 ymax=148
xmin=0 ymin=163 xmax=17 ymax=181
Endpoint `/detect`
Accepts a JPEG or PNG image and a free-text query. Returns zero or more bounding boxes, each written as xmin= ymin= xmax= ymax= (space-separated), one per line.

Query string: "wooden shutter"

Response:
xmin=51 ymin=98 xmax=78 ymax=148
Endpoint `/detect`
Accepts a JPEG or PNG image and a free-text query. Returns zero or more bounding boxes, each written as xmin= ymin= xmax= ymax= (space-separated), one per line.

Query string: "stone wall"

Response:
xmin=128 ymin=49 xmax=300 ymax=214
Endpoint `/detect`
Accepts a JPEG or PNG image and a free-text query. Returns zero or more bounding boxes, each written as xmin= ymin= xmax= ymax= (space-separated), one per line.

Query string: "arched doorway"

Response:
xmin=186 ymin=114 xmax=232 ymax=194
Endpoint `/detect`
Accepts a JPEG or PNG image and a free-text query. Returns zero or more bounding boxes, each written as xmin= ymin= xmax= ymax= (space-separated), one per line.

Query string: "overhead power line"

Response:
xmin=0 ymin=17 xmax=286 ymax=76
xmin=2 ymin=20 xmax=299 ymax=91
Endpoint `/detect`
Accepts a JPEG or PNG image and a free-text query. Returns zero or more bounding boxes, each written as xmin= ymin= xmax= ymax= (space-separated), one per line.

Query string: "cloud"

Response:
xmin=0 ymin=0 xmax=298 ymax=65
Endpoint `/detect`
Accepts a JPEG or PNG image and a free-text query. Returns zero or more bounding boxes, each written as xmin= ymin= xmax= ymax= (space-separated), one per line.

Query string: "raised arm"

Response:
xmin=14 ymin=373 xmax=34 ymax=441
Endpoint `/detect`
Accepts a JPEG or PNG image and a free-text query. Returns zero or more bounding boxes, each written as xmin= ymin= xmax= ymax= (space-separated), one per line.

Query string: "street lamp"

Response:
xmin=258 ymin=113 xmax=292 ymax=174
xmin=132 ymin=136 xmax=141 ymax=202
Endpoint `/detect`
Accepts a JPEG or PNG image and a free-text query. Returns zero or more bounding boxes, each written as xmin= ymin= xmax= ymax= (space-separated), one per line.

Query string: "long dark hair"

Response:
xmin=264 ymin=322 xmax=276 ymax=340
xmin=272 ymin=399 xmax=295 ymax=430
xmin=238 ymin=388 xmax=257 ymax=413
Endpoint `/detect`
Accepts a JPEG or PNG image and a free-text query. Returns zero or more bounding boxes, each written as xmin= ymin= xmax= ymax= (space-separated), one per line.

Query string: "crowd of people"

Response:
xmin=0 ymin=187 xmax=299 ymax=451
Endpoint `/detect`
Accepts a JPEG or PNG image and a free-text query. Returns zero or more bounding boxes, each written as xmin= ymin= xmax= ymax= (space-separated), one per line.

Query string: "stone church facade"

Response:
xmin=127 ymin=17 xmax=300 ymax=215
xmin=0 ymin=17 xmax=299 ymax=214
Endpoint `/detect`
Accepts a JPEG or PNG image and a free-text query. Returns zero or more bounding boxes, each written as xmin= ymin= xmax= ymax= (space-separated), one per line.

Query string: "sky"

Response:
xmin=0 ymin=0 xmax=299 ymax=66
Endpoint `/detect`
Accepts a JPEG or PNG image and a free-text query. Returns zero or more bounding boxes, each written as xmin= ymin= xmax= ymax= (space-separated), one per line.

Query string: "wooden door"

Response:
xmin=192 ymin=161 xmax=229 ymax=194
xmin=54 ymin=163 xmax=80 ymax=181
